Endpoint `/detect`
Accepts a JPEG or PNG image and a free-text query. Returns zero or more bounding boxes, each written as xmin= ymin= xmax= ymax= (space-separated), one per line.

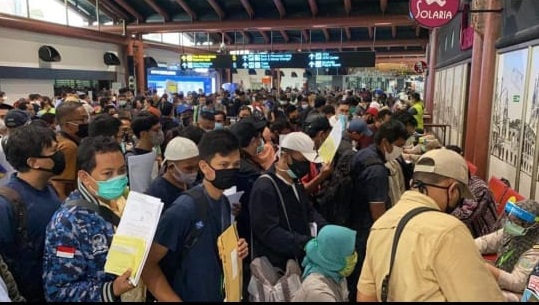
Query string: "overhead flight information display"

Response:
xmin=180 ymin=52 xmax=375 ymax=69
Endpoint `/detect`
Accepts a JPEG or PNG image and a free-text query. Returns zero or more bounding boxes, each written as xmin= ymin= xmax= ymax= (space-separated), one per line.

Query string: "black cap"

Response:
xmin=229 ymin=120 xmax=260 ymax=148
xmin=303 ymin=114 xmax=331 ymax=136
xmin=241 ymin=116 xmax=267 ymax=132
xmin=5 ymin=109 xmax=30 ymax=128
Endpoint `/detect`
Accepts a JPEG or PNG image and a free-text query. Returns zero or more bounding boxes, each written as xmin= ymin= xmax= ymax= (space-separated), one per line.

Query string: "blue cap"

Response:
xmin=176 ymin=104 xmax=193 ymax=114
xmin=348 ymin=118 xmax=373 ymax=137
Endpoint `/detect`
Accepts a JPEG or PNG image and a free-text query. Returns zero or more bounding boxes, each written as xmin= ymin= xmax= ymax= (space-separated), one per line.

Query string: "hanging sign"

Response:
xmin=409 ymin=0 xmax=460 ymax=28
xmin=413 ymin=61 xmax=428 ymax=73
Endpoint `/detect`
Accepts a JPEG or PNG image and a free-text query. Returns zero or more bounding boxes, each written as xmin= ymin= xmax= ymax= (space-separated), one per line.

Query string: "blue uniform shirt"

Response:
xmin=145 ymin=176 xmax=185 ymax=212
xmin=0 ymin=174 xmax=61 ymax=302
xmin=154 ymin=184 xmax=231 ymax=302
xmin=42 ymin=191 xmax=116 ymax=302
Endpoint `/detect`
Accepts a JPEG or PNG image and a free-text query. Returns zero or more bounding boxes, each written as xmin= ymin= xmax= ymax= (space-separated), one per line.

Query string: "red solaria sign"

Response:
xmin=410 ymin=0 xmax=460 ymax=28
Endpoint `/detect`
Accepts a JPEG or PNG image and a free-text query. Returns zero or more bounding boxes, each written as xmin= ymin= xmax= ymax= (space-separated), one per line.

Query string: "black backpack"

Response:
xmin=316 ymin=150 xmax=383 ymax=227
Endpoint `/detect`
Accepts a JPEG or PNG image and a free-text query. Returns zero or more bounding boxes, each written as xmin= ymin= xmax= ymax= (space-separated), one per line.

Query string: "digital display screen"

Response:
xmin=179 ymin=51 xmax=375 ymax=69
xmin=147 ymin=69 xmax=215 ymax=94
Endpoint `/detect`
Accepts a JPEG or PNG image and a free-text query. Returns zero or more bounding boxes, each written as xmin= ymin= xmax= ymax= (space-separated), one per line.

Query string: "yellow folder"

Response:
xmin=217 ymin=223 xmax=242 ymax=302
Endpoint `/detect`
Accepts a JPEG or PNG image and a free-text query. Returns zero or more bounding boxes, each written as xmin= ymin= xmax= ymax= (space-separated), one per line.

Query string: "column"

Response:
xmin=474 ymin=0 xmax=502 ymax=179
xmin=133 ymin=39 xmax=145 ymax=94
xmin=464 ymin=30 xmax=484 ymax=161
xmin=424 ymin=28 xmax=438 ymax=114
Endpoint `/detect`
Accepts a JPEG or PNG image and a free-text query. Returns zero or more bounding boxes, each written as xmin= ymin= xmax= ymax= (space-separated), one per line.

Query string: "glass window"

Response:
xmin=162 ymin=33 xmax=179 ymax=45
xmin=143 ymin=33 xmax=162 ymax=42
xmin=0 ymin=0 xmax=28 ymax=17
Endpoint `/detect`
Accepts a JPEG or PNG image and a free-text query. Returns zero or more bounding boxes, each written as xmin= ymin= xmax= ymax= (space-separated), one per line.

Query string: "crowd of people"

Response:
xmin=0 ymin=86 xmax=537 ymax=302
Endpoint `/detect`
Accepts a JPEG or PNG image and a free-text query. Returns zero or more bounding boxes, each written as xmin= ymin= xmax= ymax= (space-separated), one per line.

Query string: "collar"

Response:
xmin=59 ymin=131 xmax=79 ymax=145
xmin=399 ymin=190 xmax=442 ymax=211
xmin=370 ymin=144 xmax=387 ymax=162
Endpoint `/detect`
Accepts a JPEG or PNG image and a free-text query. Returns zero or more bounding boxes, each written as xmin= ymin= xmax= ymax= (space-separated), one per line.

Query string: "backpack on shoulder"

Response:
xmin=315 ymin=151 xmax=383 ymax=227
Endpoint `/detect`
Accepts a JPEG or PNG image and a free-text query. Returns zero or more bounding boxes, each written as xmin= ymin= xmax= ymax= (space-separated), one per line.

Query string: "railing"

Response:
xmin=423 ymin=123 xmax=451 ymax=146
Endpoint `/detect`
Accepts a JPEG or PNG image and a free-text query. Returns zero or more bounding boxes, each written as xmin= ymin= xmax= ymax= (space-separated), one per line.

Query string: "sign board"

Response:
xmin=180 ymin=51 xmax=375 ymax=70
xmin=409 ymin=0 xmax=460 ymax=28
xmin=414 ymin=61 xmax=428 ymax=73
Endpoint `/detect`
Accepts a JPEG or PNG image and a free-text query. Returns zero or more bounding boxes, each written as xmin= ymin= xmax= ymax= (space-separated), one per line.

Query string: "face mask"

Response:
xmin=504 ymin=220 xmax=527 ymax=236
xmin=340 ymin=251 xmax=358 ymax=277
xmin=32 ymin=151 xmax=66 ymax=175
xmin=119 ymin=100 xmax=127 ymax=106
xmin=171 ymin=164 xmax=198 ymax=185
xmin=384 ymin=145 xmax=402 ymax=161
xmin=301 ymin=104 xmax=308 ymax=110
xmin=444 ymin=186 xmax=462 ymax=214
xmin=256 ymin=139 xmax=265 ymax=155
xmin=216 ymin=99 xmax=222 ymax=104
xmin=75 ymin=123 xmax=89 ymax=138
xmin=287 ymin=157 xmax=310 ymax=180
xmin=214 ymin=123 xmax=224 ymax=130
xmin=279 ymin=100 xmax=288 ymax=105
xmin=208 ymin=164 xmax=239 ymax=190
xmin=92 ymin=174 xmax=128 ymax=200
xmin=181 ymin=117 xmax=192 ymax=127
xmin=152 ymin=130 xmax=164 ymax=146
xmin=290 ymin=117 xmax=299 ymax=124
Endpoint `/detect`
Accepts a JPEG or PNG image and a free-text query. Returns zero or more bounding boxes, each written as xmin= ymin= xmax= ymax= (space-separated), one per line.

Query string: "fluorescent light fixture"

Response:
xmin=374 ymin=22 xmax=392 ymax=26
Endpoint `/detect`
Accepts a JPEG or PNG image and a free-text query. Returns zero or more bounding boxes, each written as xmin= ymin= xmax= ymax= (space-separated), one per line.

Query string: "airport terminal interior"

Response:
xmin=1 ymin=0 xmax=539 ymax=302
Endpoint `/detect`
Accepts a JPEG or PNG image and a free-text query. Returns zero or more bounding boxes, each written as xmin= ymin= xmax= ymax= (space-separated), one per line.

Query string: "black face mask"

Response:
xmin=32 ymin=151 xmax=66 ymax=175
xmin=290 ymin=117 xmax=299 ymax=124
xmin=76 ymin=123 xmax=89 ymax=139
xmin=181 ymin=117 xmax=192 ymax=127
xmin=288 ymin=158 xmax=311 ymax=180
xmin=208 ymin=164 xmax=239 ymax=190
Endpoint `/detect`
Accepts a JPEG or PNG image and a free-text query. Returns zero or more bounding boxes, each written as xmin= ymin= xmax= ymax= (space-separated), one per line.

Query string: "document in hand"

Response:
xmin=127 ymin=150 xmax=158 ymax=193
xmin=104 ymin=191 xmax=164 ymax=286
xmin=223 ymin=186 xmax=244 ymax=223
xmin=318 ymin=118 xmax=344 ymax=163
xmin=217 ymin=223 xmax=242 ymax=302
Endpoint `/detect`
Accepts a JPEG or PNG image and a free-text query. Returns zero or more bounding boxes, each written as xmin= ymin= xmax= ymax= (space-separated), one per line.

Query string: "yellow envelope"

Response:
xmin=217 ymin=223 xmax=242 ymax=302
xmin=104 ymin=235 xmax=146 ymax=281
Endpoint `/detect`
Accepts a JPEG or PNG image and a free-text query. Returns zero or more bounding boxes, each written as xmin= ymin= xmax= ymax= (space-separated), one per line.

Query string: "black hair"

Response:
xmin=377 ymin=108 xmax=393 ymax=121
xmin=284 ymin=105 xmax=297 ymax=116
xmin=159 ymin=101 xmax=174 ymax=116
xmin=78 ymin=136 xmax=123 ymax=173
xmin=198 ymin=129 xmax=240 ymax=163
xmin=56 ymin=101 xmax=83 ymax=125
xmin=374 ymin=119 xmax=409 ymax=145
xmin=214 ymin=111 xmax=226 ymax=119
xmin=89 ymin=114 xmax=121 ymax=138
xmin=411 ymin=92 xmax=421 ymax=101
xmin=303 ymin=114 xmax=331 ymax=138
xmin=16 ymin=101 xmax=32 ymax=112
xmin=28 ymin=93 xmax=41 ymax=101
xmin=270 ymin=119 xmax=292 ymax=133
xmin=40 ymin=112 xmax=56 ymax=126
xmin=239 ymin=105 xmax=252 ymax=113
xmin=445 ymin=145 xmax=463 ymax=155
xmin=393 ymin=111 xmax=418 ymax=128
xmin=131 ymin=112 xmax=160 ymax=138
xmin=179 ymin=125 xmax=205 ymax=145
xmin=321 ymin=105 xmax=336 ymax=116
xmin=199 ymin=111 xmax=215 ymax=122
xmin=5 ymin=124 xmax=57 ymax=173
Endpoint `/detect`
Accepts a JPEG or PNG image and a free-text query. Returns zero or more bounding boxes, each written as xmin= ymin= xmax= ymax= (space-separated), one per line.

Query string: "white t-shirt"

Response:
xmin=0 ymin=276 xmax=10 ymax=302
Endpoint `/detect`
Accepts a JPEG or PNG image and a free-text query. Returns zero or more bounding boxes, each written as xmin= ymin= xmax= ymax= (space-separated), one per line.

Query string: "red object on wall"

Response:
xmin=460 ymin=3 xmax=474 ymax=50
xmin=409 ymin=0 xmax=460 ymax=28
xmin=414 ymin=61 xmax=428 ymax=73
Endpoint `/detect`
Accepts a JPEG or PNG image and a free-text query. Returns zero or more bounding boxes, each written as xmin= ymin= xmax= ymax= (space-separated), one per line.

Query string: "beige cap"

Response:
xmin=163 ymin=137 xmax=199 ymax=165
xmin=280 ymin=132 xmax=322 ymax=163
xmin=414 ymin=148 xmax=474 ymax=199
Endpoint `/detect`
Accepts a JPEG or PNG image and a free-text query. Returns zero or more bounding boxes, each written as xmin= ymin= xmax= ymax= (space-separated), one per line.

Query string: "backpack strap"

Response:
xmin=380 ymin=206 xmax=438 ymax=302
xmin=0 ymin=186 xmax=27 ymax=245
xmin=65 ymin=199 xmax=121 ymax=227
xmin=181 ymin=187 xmax=210 ymax=258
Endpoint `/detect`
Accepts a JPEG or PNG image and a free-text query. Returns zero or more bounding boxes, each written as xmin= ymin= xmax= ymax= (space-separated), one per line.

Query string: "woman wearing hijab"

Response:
xmin=293 ymin=225 xmax=357 ymax=302
xmin=475 ymin=199 xmax=539 ymax=301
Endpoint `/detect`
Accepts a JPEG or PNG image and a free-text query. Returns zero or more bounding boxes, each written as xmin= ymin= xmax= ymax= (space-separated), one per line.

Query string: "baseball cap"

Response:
xmin=5 ymin=109 xmax=30 ymax=128
xmin=304 ymin=114 xmax=331 ymax=133
xmin=365 ymin=107 xmax=379 ymax=117
xmin=163 ymin=137 xmax=199 ymax=165
xmin=348 ymin=118 xmax=373 ymax=137
xmin=229 ymin=120 xmax=260 ymax=148
xmin=241 ymin=116 xmax=267 ymax=132
xmin=176 ymin=104 xmax=194 ymax=115
xmin=414 ymin=148 xmax=474 ymax=199
xmin=280 ymin=132 xmax=322 ymax=163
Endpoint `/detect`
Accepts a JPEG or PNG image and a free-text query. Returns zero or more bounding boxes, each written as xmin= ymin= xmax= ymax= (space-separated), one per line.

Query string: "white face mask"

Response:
xmin=384 ymin=145 xmax=403 ymax=161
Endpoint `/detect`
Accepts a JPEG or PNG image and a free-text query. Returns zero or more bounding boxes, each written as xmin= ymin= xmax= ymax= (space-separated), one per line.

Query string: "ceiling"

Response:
xmin=68 ymin=0 xmax=428 ymax=62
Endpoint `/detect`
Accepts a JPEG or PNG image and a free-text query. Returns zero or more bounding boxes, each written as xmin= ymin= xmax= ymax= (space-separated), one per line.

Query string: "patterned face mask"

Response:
xmin=340 ymin=251 xmax=358 ymax=277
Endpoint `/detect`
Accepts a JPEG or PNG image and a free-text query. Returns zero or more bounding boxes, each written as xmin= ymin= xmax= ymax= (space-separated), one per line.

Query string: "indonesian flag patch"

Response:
xmin=56 ymin=246 xmax=76 ymax=258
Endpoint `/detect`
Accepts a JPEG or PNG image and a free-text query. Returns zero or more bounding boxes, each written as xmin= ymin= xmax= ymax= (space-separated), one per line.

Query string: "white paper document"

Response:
xmin=127 ymin=150 xmax=158 ymax=193
xmin=104 ymin=191 xmax=164 ymax=286
xmin=224 ymin=186 xmax=244 ymax=223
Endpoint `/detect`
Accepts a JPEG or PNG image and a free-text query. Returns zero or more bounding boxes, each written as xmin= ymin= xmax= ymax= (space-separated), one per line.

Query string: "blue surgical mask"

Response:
xmin=214 ymin=122 xmax=224 ymax=130
xmin=92 ymin=175 xmax=128 ymax=200
xmin=256 ymin=139 xmax=265 ymax=155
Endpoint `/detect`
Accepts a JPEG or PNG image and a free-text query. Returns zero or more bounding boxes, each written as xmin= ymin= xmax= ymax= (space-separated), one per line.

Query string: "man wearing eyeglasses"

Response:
xmin=51 ymin=101 xmax=89 ymax=201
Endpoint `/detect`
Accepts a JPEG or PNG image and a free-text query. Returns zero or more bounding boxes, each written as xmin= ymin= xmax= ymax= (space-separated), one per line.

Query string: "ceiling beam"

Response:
xmin=175 ymin=0 xmax=197 ymax=20
xmin=392 ymin=26 xmax=397 ymax=38
xmin=88 ymin=0 xmax=116 ymax=21
xmin=259 ymin=31 xmax=269 ymax=44
xmin=322 ymin=28 xmax=330 ymax=41
xmin=308 ymin=0 xmax=318 ymax=17
xmin=239 ymin=0 xmax=254 ymax=19
xmin=207 ymin=0 xmax=226 ymax=20
xmin=376 ymin=51 xmax=426 ymax=57
xmin=368 ymin=26 xmax=373 ymax=39
xmin=344 ymin=27 xmax=351 ymax=40
xmin=344 ymin=0 xmax=351 ymax=16
xmin=95 ymin=15 xmax=415 ymax=33
xmin=273 ymin=0 xmax=286 ymax=18
xmin=101 ymin=0 xmax=131 ymax=21
xmin=376 ymin=57 xmax=425 ymax=65
xmin=280 ymin=30 xmax=289 ymax=42
xmin=198 ymin=39 xmax=427 ymax=52
xmin=144 ymin=0 xmax=169 ymax=21
xmin=380 ymin=0 xmax=388 ymax=13
xmin=115 ymin=0 xmax=143 ymax=21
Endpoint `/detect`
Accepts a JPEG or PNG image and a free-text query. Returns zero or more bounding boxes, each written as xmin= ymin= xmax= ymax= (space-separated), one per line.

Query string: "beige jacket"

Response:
xmin=293 ymin=273 xmax=349 ymax=302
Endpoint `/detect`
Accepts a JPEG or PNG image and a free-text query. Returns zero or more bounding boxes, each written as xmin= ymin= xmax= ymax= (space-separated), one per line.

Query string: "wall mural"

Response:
xmin=432 ymin=63 xmax=468 ymax=147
